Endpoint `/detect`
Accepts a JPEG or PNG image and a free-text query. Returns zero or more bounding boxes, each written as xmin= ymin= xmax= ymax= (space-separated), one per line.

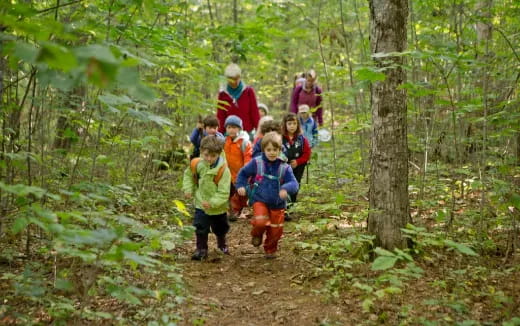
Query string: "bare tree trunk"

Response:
xmin=367 ymin=0 xmax=410 ymax=250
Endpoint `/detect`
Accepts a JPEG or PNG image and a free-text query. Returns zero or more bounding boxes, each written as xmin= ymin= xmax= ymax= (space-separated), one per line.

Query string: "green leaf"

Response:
xmin=98 ymin=93 xmax=134 ymax=106
xmin=12 ymin=217 xmax=29 ymax=234
xmin=510 ymin=193 xmax=520 ymax=210
xmin=374 ymin=247 xmax=395 ymax=257
xmin=353 ymin=282 xmax=373 ymax=293
xmin=123 ymin=251 xmax=157 ymax=267
xmin=361 ymin=298 xmax=373 ymax=312
xmin=355 ymin=67 xmax=386 ymax=82
xmin=13 ymin=41 xmax=39 ymax=63
xmin=444 ymin=240 xmax=478 ymax=256
xmin=75 ymin=45 xmax=118 ymax=64
xmin=55 ymin=278 xmax=74 ymax=292
xmin=37 ymin=42 xmax=77 ymax=71
xmin=371 ymin=256 xmax=398 ymax=271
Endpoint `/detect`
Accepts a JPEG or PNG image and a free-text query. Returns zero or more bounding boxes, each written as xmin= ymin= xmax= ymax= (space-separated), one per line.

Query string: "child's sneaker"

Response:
xmin=264 ymin=253 xmax=277 ymax=259
xmin=219 ymin=246 xmax=230 ymax=255
xmin=251 ymin=236 xmax=262 ymax=247
xmin=191 ymin=249 xmax=208 ymax=261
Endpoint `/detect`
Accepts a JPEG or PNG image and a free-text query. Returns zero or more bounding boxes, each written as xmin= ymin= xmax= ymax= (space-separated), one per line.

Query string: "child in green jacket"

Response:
xmin=183 ymin=136 xmax=231 ymax=260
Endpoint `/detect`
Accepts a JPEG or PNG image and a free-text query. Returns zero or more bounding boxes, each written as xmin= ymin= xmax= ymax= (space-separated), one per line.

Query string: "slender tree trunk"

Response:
xmin=367 ymin=0 xmax=410 ymax=250
xmin=340 ymin=0 xmax=366 ymax=176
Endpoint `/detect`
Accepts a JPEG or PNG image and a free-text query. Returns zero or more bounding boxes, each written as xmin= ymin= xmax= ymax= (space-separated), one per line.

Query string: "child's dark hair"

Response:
xmin=260 ymin=120 xmax=281 ymax=135
xmin=202 ymin=115 xmax=219 ymax=128
xmin=261 ymin=132 xmax=282 ymax=151
xmin=200 ymin=135 xmax=223 ymax=154
xmin=281 ymin=113 xmax=302 ymax=136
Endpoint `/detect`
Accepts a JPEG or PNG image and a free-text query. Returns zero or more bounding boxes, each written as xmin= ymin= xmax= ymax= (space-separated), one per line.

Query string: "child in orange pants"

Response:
xmin=236 ymin=132 xmax=299 ymax=258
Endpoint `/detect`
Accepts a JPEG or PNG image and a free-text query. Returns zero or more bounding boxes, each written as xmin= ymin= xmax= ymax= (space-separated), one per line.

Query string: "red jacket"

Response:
xmin=217 ymin=86 xmax=260 ymax=134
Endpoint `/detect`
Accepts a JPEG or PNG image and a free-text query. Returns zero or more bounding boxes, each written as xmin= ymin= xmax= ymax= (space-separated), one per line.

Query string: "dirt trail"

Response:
xmin=179 ymin=217 xmax=352 ymax=326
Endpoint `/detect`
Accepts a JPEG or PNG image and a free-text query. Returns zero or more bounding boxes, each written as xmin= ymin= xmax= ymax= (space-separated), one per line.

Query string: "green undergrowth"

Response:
xmin=0 ymin=175 xmax=192 ymax=325
xmin=288 ymin=149 xmax=520 ymax=326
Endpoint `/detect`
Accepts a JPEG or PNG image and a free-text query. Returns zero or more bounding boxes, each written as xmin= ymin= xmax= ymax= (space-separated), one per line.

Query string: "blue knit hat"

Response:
xmin=224 ymin=115 xmax=243 ymax=129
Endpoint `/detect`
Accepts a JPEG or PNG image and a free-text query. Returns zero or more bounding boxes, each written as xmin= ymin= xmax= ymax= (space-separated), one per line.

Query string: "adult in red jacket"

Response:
xmin=217 ymin=63 xmax=260 ymax=138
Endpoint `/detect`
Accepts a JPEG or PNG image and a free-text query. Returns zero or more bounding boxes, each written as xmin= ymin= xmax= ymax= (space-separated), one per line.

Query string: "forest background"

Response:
xmin=0 ymin=0 xmax=519 ymax=325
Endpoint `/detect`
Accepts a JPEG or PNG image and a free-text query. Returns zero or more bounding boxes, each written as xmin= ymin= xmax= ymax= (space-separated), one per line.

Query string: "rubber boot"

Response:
xmin=217 ymin=235 xmax=230 ymax=255
xmin=191 ymin=233 xmax=208 ymax=260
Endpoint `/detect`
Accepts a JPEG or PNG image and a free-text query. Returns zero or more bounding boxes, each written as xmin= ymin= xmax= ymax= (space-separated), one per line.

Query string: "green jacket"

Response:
xmin=182 ymin=157 xmax=231 ymax=215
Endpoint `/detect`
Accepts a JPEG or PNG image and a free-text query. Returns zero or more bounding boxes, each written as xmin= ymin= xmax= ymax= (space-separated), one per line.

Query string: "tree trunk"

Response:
xmin=367 ymin=0 xmax=410 ymax=250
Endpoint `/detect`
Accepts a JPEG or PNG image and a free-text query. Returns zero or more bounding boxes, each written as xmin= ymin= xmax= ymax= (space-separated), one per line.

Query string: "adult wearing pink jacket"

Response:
xmin=217 ymin=63 xmax=260 ymax=138
xmin=289 ymin=69 xmax=324 ymax=127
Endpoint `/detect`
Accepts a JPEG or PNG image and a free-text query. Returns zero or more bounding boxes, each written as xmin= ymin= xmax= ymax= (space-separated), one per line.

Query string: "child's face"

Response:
xmin=201 ymin=150 xmax=219 ymax=165
xmin=264 ymin=143 xmax=281 ymax=162
xmin=299 ymin=112 xmax=310 ymax=120
xmin=259 ymin=109 xmax=266 ymax=117
xmin=205 ymin=125 xmax=218 ymax=136
xmin=226 ymin=125 xmax=240 ymax=138
xmin=286 ymin=120 xmax=298 ymax=135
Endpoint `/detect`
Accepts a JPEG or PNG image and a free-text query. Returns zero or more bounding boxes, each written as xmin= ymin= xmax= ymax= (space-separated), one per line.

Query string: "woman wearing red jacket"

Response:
xmin=216 ymin=63 xmax=260 ymax=139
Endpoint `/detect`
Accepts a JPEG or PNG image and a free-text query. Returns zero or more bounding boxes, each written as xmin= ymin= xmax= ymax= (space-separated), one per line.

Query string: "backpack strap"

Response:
xmin=214 ymin=163 xmax=227 ymax=184
xmin=277 ymin=163 xmax=287 ymax=184
xmin=190 ymin=158 xmax=201 ymax=184
xmin=254 ymin=156 xmax=264 ymax=178
xmin=191 ymin=157 xmax=226 ymax=185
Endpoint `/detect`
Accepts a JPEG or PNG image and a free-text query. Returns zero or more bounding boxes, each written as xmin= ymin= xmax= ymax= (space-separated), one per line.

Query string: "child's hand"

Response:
xmin=290 ymin=160 xmax=298 ymax=169
xmin=237 ymin=187 xmax=246 ymax=196
xmin=279 ymin=189 xmax=288 ymax=200
xmin=201 ymin=201 xmax=211 ymax=209
xmin=184 ymin=193 xmax=192 ymax=199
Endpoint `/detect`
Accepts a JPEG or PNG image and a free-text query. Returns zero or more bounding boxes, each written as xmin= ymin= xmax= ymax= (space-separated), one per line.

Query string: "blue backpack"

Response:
xmin=247 ymin=157 xmax=288 ymax=202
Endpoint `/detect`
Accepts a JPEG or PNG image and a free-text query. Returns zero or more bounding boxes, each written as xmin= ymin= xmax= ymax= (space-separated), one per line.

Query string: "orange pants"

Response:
xmin=230 ymin=184 xmax=248 ymax=214
xmin=250 ymin=202 xmax=285 ymax=254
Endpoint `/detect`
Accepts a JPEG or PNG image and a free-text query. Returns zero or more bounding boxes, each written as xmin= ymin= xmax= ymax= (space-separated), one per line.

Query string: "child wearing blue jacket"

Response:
xmin=189 ymin=115 xmax=224 ymax=159
xmin=298 ymin=104 xmax=318 ymax=148
xmin=236 ymin=132 xmax=299 ymax=259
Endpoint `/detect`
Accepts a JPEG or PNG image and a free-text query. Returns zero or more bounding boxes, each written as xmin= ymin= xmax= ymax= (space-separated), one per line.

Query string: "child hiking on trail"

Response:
xmin=223 ymin=115 xmax=252 ymax=221
xmin=236 ymin=132 xmax=299 ymax=259
xmin=298 ymin=104 xmax=318 ymax=148
xmin=189 ymin=115 xmax=224 ymax=159
xmin=281 ymin=113 xmax=311 ymax=221
xmin=183 ymin=136 xmax=231 ymax=260
xmin=253 ymin=115 xmax=274 ymax=147
xmin=252 ymin=119 xmax=282 ymax=158
xmin=258 ymin=103 xmax=269 ymax=118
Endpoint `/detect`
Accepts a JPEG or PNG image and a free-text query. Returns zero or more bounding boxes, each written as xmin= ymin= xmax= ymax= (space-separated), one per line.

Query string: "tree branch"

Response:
xmin=37 ymin=0 xmax=84 ymax=15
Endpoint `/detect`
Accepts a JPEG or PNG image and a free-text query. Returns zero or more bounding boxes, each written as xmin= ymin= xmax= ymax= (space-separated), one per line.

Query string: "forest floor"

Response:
xmin=174 ymin=189 xmax=520 ymax=326
xmin=176 ymin=208 xmax=520 ymax=326
xmin=178 ymin=214 xmax=354 ymax=326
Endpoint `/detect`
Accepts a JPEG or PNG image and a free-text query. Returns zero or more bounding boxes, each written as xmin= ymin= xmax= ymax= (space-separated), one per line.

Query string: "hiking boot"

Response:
xmin=251 ymin=236 xmax=262 ymax=247
xmin=264 ymin=253 xmax=277 ymax=259
xmin=191 ymin=249 xmax=208 ymax=261
xmin=219 ymin=246 xmax=230 ymax=255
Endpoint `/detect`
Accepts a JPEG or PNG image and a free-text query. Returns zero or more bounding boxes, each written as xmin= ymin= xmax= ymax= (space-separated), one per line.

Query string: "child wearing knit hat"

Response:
xmin=223 ymin=115 xmax=252 ymax=221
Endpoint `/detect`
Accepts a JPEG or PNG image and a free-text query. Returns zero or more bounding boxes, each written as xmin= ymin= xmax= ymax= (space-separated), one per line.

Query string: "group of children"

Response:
xmin=182 ymin=104 xmax=319 ymax=260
